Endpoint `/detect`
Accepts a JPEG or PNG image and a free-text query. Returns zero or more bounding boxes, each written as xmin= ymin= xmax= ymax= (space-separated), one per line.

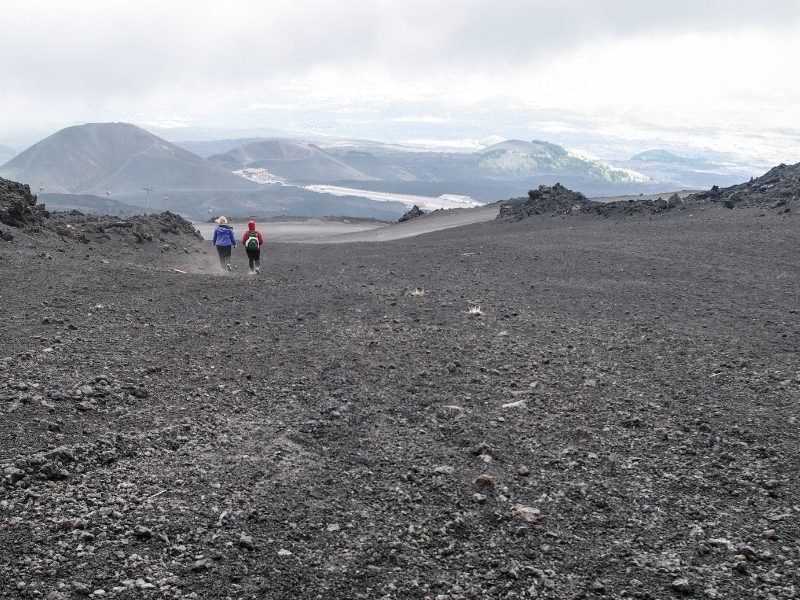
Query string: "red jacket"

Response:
xmin=242 ymin=221 xmax=264 ymax=246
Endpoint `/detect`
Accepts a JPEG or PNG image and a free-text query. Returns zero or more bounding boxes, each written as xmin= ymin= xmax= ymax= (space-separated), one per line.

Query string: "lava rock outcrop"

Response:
xmin=584 ymin=192 xmax=684 ymax=217
xmin=498 ymin=183 xmax=692 ymax=222
xmin=498 ymin=183 xmax=592 ymax=220
xmin=48 ymin=211 xmax=203 ymax=245
xmin=399 ymin=204 xmax=425 ymax=222
xmin=689 ymin=161 xmax=800 ymax=209
xmin=0 ymin=177 xmax=49 ymax=239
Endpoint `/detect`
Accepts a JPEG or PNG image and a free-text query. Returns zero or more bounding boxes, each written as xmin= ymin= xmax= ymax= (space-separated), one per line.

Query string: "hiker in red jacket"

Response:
xmin=241 ymin=220 xmax=264 ymax=275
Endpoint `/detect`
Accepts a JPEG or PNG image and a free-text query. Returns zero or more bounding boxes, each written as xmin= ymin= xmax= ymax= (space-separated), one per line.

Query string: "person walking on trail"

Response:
xmin=212 ymin=216 xmax=236 ymax=271
xmin=242 ymin=220 xmax=264 ymax=275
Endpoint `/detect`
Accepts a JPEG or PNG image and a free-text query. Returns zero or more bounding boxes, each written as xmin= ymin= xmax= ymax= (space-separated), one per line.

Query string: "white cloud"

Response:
xmin=1 ymin=0 xmax=799 ymax=167
xmin=391 ymin=116 xmax=452 ymax=124
xmin=398 ymin=137 xmax=505 ymax=151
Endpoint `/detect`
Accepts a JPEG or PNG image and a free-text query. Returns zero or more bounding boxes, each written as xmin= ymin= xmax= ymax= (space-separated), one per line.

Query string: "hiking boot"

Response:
xmin=255 ymin=267 xmax=261 ymax=274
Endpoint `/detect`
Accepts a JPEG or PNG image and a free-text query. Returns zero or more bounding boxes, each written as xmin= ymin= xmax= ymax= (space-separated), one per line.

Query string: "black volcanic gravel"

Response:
xmin=0 ymin=203 xmax=799 ymax=599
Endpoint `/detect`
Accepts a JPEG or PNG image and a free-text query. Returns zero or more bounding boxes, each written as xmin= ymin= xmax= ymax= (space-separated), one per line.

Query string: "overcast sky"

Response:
xmin=2 ymin=0 xmax=799 ymax=165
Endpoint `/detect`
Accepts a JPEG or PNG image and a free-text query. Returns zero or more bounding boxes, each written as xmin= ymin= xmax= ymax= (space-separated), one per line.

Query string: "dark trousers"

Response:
xmin=246 ymin=247 xmax=261 ymax=271
xmin=216 ymin=245 xmax=232 ymax=269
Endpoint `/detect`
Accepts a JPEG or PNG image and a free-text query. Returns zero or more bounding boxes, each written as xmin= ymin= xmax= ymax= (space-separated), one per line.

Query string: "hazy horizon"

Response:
xmin=2 ymin=1 xmax=799 ymax=170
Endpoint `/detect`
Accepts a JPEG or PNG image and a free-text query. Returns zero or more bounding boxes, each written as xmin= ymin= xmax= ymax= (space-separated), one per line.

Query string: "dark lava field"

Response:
xmin=1 ymin=183 xmax=799 ymax=599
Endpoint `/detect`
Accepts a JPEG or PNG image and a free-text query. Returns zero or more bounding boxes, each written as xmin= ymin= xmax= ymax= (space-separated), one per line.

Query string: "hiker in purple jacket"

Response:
xmin=212 ymin=216 xmax=236 ymax=271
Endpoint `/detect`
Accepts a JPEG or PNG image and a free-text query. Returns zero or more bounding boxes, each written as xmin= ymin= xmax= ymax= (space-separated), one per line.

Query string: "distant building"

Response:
xmin=233 ymin=168 xmax=284 ymax=185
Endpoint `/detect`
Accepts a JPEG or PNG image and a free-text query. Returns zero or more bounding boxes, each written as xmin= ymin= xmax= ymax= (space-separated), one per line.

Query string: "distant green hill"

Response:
xmin=631 ymin=149 xmax=709 ymax=166
xmin=478 ymin=140 xmax=648 ymax=183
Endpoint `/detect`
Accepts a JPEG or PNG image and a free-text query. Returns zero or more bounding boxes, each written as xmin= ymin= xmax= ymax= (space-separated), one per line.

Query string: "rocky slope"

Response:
xmin=0 ymin=176 xmax=202 ymax=250
xmin=689 ymin=162 xmax=800 ymax=209
xmin=499 ymin=162 xmax=800 ymax=222
xmin=499 ymin=184 xmax=689 ymax=221
xmin=0 ymin=177 xmax=798 ymax=599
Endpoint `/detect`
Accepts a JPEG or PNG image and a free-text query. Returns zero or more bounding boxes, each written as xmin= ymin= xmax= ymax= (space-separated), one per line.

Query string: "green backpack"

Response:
xmin=245 ymin=231 xmax=260 ymax=250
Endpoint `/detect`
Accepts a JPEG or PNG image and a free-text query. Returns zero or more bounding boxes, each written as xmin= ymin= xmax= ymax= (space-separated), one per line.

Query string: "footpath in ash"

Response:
xmin=0 ymin=174 xmax=799 ymax=599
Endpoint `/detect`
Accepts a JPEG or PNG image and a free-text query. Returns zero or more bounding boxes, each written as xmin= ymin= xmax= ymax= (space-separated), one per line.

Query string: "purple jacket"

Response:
xmin=212 ymin=224 xmax=236 ymax=247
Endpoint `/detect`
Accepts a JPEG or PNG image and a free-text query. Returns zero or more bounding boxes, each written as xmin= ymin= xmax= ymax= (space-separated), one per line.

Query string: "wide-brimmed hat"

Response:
xmin=216 ymin=216 xmax=228 ymax=225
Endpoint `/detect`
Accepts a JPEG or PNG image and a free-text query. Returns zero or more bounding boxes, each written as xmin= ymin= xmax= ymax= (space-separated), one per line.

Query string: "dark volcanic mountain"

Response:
xmin=208 ymin=140 xmax=375 ymax=182
xmin=0 ymin=122 xmax=259 ymax=195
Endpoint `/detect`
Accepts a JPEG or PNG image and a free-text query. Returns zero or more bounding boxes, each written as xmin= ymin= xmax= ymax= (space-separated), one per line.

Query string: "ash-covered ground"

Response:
xmin=0 ymin=177 xmax=799 ymax=599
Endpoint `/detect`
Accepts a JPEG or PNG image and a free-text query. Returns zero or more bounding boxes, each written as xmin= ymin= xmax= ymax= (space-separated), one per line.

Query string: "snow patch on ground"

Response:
xmin=304 ymin=184 xmax=484 ymax=210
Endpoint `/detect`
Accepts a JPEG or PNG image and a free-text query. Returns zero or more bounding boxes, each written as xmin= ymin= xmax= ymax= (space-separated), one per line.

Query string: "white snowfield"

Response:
xmin=303 ymin=184 xmax=484 ymax=210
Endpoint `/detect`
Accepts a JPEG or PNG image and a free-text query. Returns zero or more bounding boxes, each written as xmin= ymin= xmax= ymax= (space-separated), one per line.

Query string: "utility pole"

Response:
xmin=142 ymin=186 xmax=153 ymax=214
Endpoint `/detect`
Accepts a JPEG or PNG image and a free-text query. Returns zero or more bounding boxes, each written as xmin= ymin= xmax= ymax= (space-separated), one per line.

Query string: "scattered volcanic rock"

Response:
xmin=399 ymin=204 xmax=425 ymax=222
xmin=498 ymin=183 xmax=592 ymax=220
xmin=47 ymin=210 xmax=203 ymax=245
xmin=1 ymin=175 xmax=201 ymax=246
xmin=689 ymin=161 xmax=800 ymax=208
xmin=584 ymin=192 xmax=685 ymax=217
xmin=499 ymin=184 xmax=688 ymax=221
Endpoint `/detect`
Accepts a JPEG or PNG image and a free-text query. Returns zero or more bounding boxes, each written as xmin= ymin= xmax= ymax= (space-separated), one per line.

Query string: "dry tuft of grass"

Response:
xmin=410 ymin=287 xmax=426 ymax=297
xmin=467 ymin=305 xmax=484 ymax=316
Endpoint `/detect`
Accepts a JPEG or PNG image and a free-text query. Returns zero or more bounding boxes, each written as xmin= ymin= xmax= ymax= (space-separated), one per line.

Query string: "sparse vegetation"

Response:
xmin=466 ymin=305 xmax=484 ymax=316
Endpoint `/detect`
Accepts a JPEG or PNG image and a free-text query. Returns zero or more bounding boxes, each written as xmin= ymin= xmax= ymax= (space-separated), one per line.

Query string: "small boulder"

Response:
xmin=239 ymin=533 xmax=255 ymax=550
xmin=511 ymin=505 xmax=541 ymax=524
xmin=399 ymin=205 xmax=425 ymax=222
xmin=474 ymin=474 xmax=495 ymax=489
xmin=670 ymin=578 xmax=693 ymax=595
